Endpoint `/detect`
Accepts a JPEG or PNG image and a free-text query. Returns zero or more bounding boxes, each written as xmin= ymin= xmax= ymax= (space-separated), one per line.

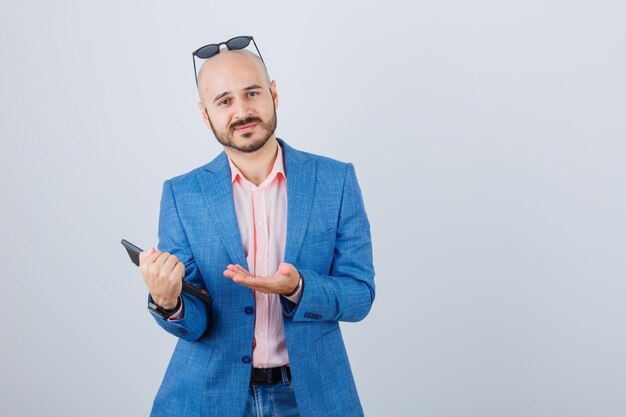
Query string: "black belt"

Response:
xmin=250 ymin=366 xmax=291 ymax=385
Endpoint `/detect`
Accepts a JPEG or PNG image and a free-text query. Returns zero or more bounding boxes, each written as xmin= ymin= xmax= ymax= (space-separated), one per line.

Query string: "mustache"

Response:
xmin=230 ymin=117 xmax=263 ymax=131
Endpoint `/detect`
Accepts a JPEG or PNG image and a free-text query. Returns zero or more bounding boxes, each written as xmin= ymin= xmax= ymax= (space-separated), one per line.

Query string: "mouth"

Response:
xmin=234 ymin=123 xmax=258 ymax=133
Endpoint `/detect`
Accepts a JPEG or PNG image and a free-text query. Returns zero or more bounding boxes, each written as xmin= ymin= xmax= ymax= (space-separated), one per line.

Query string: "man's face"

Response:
xmin=197 ymin=51 xmax=278 ymax=153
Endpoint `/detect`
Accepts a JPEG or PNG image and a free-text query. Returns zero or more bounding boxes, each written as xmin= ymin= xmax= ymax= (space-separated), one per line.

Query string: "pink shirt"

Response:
xmin=229 ymin=144 xmax=301 ymax=368
xmin=170 ymin=144 xmax=301 ymax=368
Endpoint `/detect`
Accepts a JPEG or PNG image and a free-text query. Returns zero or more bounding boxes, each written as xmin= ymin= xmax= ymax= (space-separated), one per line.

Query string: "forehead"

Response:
xmin=197 ymin=50 xmax=268 ymax=98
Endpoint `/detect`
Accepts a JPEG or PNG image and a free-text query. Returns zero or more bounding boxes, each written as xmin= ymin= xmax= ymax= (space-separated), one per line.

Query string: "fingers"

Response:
xmin=277 ymin=262 xmax=294 ymax=275
xmin=140 ymin=247 xmax=159 ymax=267
xmin=223 ymin=263 xmax=296 ymax=295
xmin=229 ymin=274 xmax=273 ymax=293
xmin=223 ymin=265 xmax=279 ymax=294
xmin=173 ymin=260 xmax=185 ymax=278
xmin=138 ymin=247 xmax=184 ymax=307
xmin=138 ymin=247 xmax=155 ymax=265
xmin=223 ymin=266 xmax=247 ymax=282
xmin=163 ymin=253 xmax=179 ymax=272
xmin=224 ymin=265 xmax=252 ymax=284
xmin=224 ymin=264 xmax=252 ymax=279
xmin=155 ymin=251 xmax=172 ymax=265
xmin=141 ymin=250 xmax=182 ymax=276
xmin=225 ymin=264 xmax=249 ymax=275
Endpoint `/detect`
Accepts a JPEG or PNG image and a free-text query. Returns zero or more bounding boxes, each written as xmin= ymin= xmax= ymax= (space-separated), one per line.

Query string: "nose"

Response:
xmin=232 ymin=98 xmax=252 ymax=122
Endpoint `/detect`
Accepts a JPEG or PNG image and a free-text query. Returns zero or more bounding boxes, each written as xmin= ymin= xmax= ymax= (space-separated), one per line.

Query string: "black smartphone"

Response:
xmin=121 ymin=239 xmax=213 ymax=306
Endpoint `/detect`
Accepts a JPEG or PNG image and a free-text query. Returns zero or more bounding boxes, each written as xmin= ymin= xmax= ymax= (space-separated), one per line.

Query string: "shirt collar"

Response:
xmin=228 ymin=143 xmax=285 ymax=188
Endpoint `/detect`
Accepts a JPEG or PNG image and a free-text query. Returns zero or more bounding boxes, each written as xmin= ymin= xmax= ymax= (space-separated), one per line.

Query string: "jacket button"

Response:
xmin=242 ymin=356 xmax=251 ymax=364
xmin=244 ymin=306 xmax=254 ymax=315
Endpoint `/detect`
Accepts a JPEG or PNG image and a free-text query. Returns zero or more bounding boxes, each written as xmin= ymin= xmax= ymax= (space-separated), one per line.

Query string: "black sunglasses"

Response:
xmin=192 ymin=35 xmax=264 ymax=86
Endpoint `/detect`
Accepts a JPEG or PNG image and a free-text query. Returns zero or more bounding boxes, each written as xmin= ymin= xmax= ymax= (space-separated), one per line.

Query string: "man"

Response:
xmin=139 ymin=36 xmax=375 ymax=417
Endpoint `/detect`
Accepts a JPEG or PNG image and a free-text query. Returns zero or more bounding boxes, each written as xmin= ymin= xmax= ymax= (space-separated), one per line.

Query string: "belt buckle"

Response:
xmin=265 ymin=367 xmax=274 ymax=384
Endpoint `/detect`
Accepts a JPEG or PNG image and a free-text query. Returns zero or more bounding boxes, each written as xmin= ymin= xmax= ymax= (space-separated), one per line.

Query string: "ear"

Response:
xmin=270 ymin=80 xmax=279 ymax=110
xmin=197 ymin=101 xmax=212 ymax=129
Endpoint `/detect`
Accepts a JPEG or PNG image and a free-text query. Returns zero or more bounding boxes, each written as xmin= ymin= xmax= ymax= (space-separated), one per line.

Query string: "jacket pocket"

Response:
xmin=315 ymin=328 xmax=362 ymax=416
xmin=303 ymin=226 xmax=336 ymax=246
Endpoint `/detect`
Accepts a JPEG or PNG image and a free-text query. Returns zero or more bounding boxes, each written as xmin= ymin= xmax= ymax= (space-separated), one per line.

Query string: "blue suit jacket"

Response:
xmin=150 ymin=139 xmax=375 ymax=417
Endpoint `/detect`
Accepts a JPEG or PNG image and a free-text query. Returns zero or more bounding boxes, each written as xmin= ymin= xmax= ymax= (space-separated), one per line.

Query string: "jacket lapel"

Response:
xmin=196 ymin=152 xmax=248 ymax=269
xmin=280 ymin=139 xmax=316 ymax=264
xmin=195 ymin=139 xmax=315 ymax=269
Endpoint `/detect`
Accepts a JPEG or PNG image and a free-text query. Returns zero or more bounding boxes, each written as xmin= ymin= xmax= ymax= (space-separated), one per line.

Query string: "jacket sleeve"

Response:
xmin=281 ymin=163 xmax=376 ymax=322
xmin=150 ymin=179 xmax=209 ymax=341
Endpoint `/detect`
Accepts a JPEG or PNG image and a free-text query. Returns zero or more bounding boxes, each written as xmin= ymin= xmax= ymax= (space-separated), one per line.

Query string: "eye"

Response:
xmin=247 ymin=91 xmax=259 ymax=97
xmin=218 ymin=98 xmax=230 ymax=106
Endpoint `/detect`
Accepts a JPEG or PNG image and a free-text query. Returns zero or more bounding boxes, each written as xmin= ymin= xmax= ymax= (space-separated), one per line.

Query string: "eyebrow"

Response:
xmin=213 ymin=84 xmax=264 ymax=103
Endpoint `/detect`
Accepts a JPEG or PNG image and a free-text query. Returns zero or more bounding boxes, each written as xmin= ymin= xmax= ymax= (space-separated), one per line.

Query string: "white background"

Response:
xmin=1 ymin=0 xmax=625 ymax=416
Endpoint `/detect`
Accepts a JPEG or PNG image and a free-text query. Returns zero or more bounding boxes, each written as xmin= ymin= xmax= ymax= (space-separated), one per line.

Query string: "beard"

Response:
xmin=208 ymin=110 xmax=278 ymax=153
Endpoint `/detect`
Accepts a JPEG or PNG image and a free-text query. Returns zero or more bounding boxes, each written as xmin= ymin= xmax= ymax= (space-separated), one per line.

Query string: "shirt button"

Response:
xmin=257 ymin=331 xmax=265 ymax=337
xmin=244 ymin=306 xmax=254 ymax=315
xmin=242 ymin=356 xmax=251 ymax=364
xmin=256 ymin=222 xmax=263 ymax=228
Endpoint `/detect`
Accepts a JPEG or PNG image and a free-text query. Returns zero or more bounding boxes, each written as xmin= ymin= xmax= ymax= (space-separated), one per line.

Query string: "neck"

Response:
xmin=224 ymin=137 xmax=279 ymax=186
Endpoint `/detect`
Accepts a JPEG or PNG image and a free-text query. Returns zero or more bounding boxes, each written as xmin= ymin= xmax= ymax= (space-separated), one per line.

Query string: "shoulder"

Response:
xmin=301 ymin=150 xmax=349 ymax=170
xmin=160 ymin=167 xmax=202 ymax=195
xmin=305 ymin=152 xmax=354 ymax=187
xmin=280 ymin=139 xmax=353 ymax=179
xmin=163 ymin=152 xmax=227 ymax=189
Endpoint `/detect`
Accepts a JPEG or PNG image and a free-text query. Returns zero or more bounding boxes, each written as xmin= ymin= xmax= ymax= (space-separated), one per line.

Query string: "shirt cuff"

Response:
xmin=166 ymin=298 xmax=184 ymax=321
xmin=283 ymin=276 xmax=303 ymax=304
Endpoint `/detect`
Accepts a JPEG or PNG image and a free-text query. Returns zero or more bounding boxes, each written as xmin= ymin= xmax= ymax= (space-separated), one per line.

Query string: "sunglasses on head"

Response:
xmin=192 ymin=35 xmax=264 ymax=85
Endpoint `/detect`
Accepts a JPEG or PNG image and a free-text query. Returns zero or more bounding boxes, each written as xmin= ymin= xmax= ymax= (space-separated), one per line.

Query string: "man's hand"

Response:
xmin=223 ymin=262 xmax=300 ymax=295
xmin=139 ymin=247 xmax=185 ymax=309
